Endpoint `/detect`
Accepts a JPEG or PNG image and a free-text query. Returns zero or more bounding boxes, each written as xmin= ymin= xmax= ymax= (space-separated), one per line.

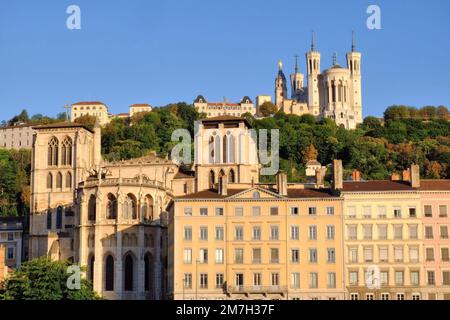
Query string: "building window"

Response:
xmin=215 ymin=226 xmax=224 ymax=241
xmin=252 ymin=248 xmax=261 ymax=264
xmin=349 ymin=272 xmax=358 ymax=286
xmin=291 ymin=249 xmax=300 ymax=263
xmin=290 ymin=207 xmax=299 ymax=215
xmin=393 ymin=207 xmax=402 ymax=218
xmin=183 ymin=249 xmax=192 ymax=264
xmin=381 ymin=293 xmax=390 ymax=300
xmin=88 ymin=195 xmax=96 ymax=221
xmin=426 ymin=248 xmax=435 ymax=262
xmin=270 ymin=226 xmax=279 ymax=240
xmin=215 ymin=249 xmax=224 ymax=264
xmin=309 ymin=248 xmax=318 ymax=263
xmin=291 ymin=226 xmax=299 ymax=240
xmin=309 ymin=273 xmax=318 ymax=289
xmin=439 ymin=205 xmax=448 ymax=218
xmin=199 ymin=249 xmax=208 ymax=264
xmin=66 ymin=172 xmax=72 ymax=189
xmin=409 ymin=246 xmax=419 ymax=263
xmin=363 ymin=225 xmax=373 ymax=240
xmin=309 ymin=225 xmax=317 ymax=240
xmin=348 ymin=207 xmax=356 ymax=219
xmin=124 ymin=254 xmax=134 ymax=291
xmin=291 ymin=273 xmax=300 ymax=289
xmin=270 ymin=248 xmax=279 ymax=263
xmin=441 ymin=226 xmax=449 ymax=239
xmin=364 ymin=247 xmax=373 ymax=262
xmin=215 ymin=207 xmax=224 ymax=216
xmin=253 ymin=273 xmax=262 ymax=286
xmin=105 ymin=255 xmax=114 ymax=291
xmin=56 ymin=206 xmax=63 ymax=229
xmin=347 ymin=225 xmax=357 ymax=240
xmin=7 ymin=232 xmax=14 ymax=241
xmin=252 ymin=191 xmax=260 ymax=199
xmin=412 ymin=294 xmax=420 ymax=301
xmin=252 ymin=206 xmax=261 ymax=216
xmin=200 ymin=227 xmax=208 ymax=241
xmin=184 ymin=227 xmax=192 ymax=241
xmin=442 ymin=248 xmax=450 ymax=262
xmin=363 ymin=206 xmax=372 ymax=218
xmin=56 ymin=172 xmax=63 ymax=189
xmin=200 ymin=274 xmax=208 ymax=289
xmin=235 ymin=226 xmax=244 ymax=240
xmin=326 ymin=225 xmax=335 ymax=240
xmin=409 ymin=225 xmax=418 ymax=239
xmin=394 ymin=225 xmax=403 ymax=240
xmin=7 ymin=247 xmax=14 ymax=260
xmin=409 ymin=207 xmax=417 ymax=218
xmin=327 ymin=248 xmax=336 ymax=263
xmin=48 ymin=137 xmax=59 ymax=166
xmin=234 ymin=248 xmax=244 ymax=264
xmin=427 ymin=271 xmax=435 ymax=285
xmin=184 ymin=207 xmax=192 ymax=216
xmin=46 ymin=210 xmax=52 ymax=230
xmin=378 ymin=224 xmax=388 ymax=240
xmin=378 ymin=206 xmax=387 ymax=218
xmin=366 ymin=293 xmax=374 ymax=300
xmin=106 ymin=194 xmax=118 ymax=219
xmin=327 ymin=272 xmax=336 ymax=289
xmin=271 ymin=273 xmax=280 ymax=286
xmin=252 ymin=226 xmax=261 ymax=240
xmin=424 ymin=205 xmax=433 ymax=218
xmin=61 ymin=136 xmax=73 ymax=166
xmin=381 ymin=271 xmax=389 ymax=286
xmin=216 ymin=273 xmax=224 ymax=289
xmin=123 ymin=193 xmax=137 ymax=220
xmin=396 ymin=293 xmax=405 ymax=301
xmin=410 ymin=271 xmax=420 ymax=286
xmin=270 ymin=207 xmax=278 ymax=216
xmin=326 ymin=207 xmax=334 ymax=216
xmin=395 ymin=271 xmax=404 ymax=286
xmin=443 ymin=271 xmax=450 ymax=285
xmin=200 ymin=208 xmax=208 ymax=216
xmin=425 ymin=226 xmax=434 ymax=239
xmin=349 ymin=247 xmax=358 ymax=263
xmin=234 ymin=207 xmax=243 ymax=216
xmin=46 ymin=173 xmax=53 ymax=189
xmin=379 ymin=246 xmax=389 ymax=262
xmin=308 ymin=207 xmax=317 ymax=216
xmin=394 ymin=246 xmax=404 ymax=262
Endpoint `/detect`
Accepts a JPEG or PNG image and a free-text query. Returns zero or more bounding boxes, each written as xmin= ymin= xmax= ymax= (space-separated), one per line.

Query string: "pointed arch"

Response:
xmin=56 ymin=206 xmax=63 ymax=229
xmin=143 ymin=194 xmax=154 ymax=221
xmin=106 ymin=194 xmax=117 ymax=220
xmin=144 ymin=252 xmax=153 ymax=292
xmin=229 ymin=169 xmax=236 ymax=183
xmin=124 ymin=193 xmax=137 ymax=220
xmin=124 ymin=253 xmax=135 ymax=292
xmin=105 ymin=255 xmax=114 ymax=291
xmin=61 ymin=136 xmax=73 ymax=166
xmin=208 ymin=136 xmax=215 ymax=164
xmin=47 ymin=173 xmax=53 ymax=189
xmin=223 ymin=135 xmax=228 ymax=163
xmin=56 ymin=172 xmax=63 ymax=189
xmin=48 ymin=137 xmax=59 ymax=166
xmin=229 ymin=134 xmax=236 ymax=163
xmin=214 ymin=134 xmax=221 ymax=163
xmin=66 ymin=172 xmax=72 ymax=189
xmin=209 ymin=170 xmax=215 ymax=189
xmin=88 ymin=195 xmax=96 ymax=221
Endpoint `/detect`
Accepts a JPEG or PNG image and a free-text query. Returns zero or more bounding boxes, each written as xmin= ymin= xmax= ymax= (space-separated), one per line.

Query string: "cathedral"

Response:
xmin=274 ymin=34 xmax=363 ymax=129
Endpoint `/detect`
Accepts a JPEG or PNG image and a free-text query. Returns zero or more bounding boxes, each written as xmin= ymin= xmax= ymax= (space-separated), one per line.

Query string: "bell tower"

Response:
xmin=290 ymin=55 xmax=304 ymax=100
xmin=306 ymin=32 xmax=321 ymax=116
xmin=275 ymin=60 xmax=288 ymax=110
xmin=346 ymin=31 xmax=363 ymax=124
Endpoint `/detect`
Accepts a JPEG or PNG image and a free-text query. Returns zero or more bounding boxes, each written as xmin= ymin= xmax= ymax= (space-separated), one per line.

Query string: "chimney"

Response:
xmin=332 ymin=160 xmax=343 ymax=190
xmin=390 ymin=173 xmax=401 ymax=181
xmin=219 ymin=175 xmax=228 ymax=196
xmin=352 ymin=170 xmax=361 ymax=182
xmin=402 ymin=168 xmax=411 ymax=182
xmin=411 ymin=164 xmax=420 ymax=188
xmin=315 ymin=167 xmax=327 ymax=188
xmin=276 ymin=171 xmax=288 ymax=196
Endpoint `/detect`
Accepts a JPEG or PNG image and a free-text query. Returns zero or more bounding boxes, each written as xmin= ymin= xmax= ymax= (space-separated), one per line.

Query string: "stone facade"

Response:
xmin=0 ymin=123 xmax=34 ymax=149
xmin=194 ymin=96 xmax=256 ymax=118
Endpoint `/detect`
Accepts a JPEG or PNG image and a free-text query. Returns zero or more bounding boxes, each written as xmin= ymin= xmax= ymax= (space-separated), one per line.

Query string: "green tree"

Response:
xmin=74 ymin=115 xmax=97 ymax=130
xmin=258 ymin=102 xmax=277 ymax=117
xmin=0 ymin=257 xmax=98 ymax=300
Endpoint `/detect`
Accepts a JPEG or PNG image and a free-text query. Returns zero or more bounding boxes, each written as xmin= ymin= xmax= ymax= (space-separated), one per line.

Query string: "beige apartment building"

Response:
xmin=194 ymin=96 xmax=256 ymax=118
xmin=0 ymin=217 xmax=24 ymax=275
xmin=71 ymin=102 xmax=110 ymax=125
xmin=0 ymin=123 xmax=34 ymax=149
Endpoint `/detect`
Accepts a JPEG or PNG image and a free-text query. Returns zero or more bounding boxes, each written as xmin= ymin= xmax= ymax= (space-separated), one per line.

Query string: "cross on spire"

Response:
xmin=332 ymin=52 xmax=338 ymax=66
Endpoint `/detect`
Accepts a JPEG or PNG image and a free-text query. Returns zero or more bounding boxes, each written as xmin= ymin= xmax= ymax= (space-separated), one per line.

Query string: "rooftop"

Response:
xmin=342 ymin=180 xmax=415 ymax=192
xmin=72 ymin=101 xmax=106 ymax=106
xmin=201 ymin=115 xmax=251 ymax=128
xmin=33 ymin=122 xmax=94 ymax=133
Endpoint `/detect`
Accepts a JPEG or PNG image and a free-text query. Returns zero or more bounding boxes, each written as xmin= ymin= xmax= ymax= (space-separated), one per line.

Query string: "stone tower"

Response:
xmin=275 ymin=60 xmax=288 ymax=109
xmin=306 ymin=32 xmax=321 ymax=117
xmin=346 ymin=32 xmax=363 ymax=124
xmin=290 ymin=55 xmax=304 ymax=100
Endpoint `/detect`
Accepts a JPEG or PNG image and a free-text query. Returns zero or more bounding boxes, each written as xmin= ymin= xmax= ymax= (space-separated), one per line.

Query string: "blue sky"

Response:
xmin=0 ymin=0 xmax=449 ymax=121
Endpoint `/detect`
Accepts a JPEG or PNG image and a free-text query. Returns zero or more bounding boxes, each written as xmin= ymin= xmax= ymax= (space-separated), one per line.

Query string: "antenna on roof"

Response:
xmin=64 ymin=104 xmax=71 ymax=122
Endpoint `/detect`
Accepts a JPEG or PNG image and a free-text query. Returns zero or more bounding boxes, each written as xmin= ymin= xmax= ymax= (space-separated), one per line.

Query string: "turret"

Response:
xmin=306 ymin=32 xmax=321 ymax=116
xmin=275 ymin=60 xmax=288 ymax=109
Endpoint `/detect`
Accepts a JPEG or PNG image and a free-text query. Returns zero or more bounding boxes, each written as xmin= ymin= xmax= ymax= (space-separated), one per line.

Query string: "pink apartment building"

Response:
xmin=420 ymin=180 xmax=450 ymax=300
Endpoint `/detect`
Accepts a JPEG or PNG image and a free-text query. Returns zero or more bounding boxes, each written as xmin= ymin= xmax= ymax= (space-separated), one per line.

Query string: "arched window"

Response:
xmin=143 ymin=195 xmax=154 ymax=221
xmin=106 ymin=194 xmax=117 ymax=220
xmin=223 ymin=135 xmax=228 ymax=163
xmin=48 ymin=137 xmax=59 ymax=166
xmin=331 ymin=81 xmax=336 ymax=103
xmin=105 ymin=255 xmax=114 ymax=291
xmin=56 ymin=172 xmax=63 ymax=189
xmin=88 ymin=255 xmax=95 ymax=284
xmin=229 ymin=134 xmax=235 ymax=163
xmin=124 ymin=254 xmax=134 ymax=291
xmin=61 ymin=137 xmax=73 ymax=166
xmin=209 ymin=136 xmax=215 ymax=164
xmin=229 ymin=169 xmax=236 ymax=183
xmin=47 ymin=173 xmax=53 ymax=189
xmin=88 ymin=195 xmax=96 ymax=221
xmin=124 ymin=194 xmax=137 ymax=220
xmin=214 ymin=135 xmax=221 ymax=163
xmin=66 ymin=172 xmax=72 ymax=189
xmin=56 ymin=206 xmax=63 ymax=229
xmin=46 ymin=210 xmax=52 ymax=230
xmin=253 ymin=191 xmax=261 ymax=199
xmin=209 ymin=170 xmax=215 ymax=189
xmin=144 ymin=253 xmax=152 ymax=292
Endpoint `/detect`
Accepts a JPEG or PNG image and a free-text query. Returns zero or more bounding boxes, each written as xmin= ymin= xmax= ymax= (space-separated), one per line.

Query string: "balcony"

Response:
xmin=227 ymin=285 xmax=287 ymax=294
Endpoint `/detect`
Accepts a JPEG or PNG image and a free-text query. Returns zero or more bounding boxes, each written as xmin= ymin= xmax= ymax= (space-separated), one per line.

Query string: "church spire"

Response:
xmin=332 ymin=52 xmax=338 ymax=66
xmin=311 ymin=31 xmax=315 ymax=52
xmin=294 ymin=55 xmax=299 ymax=74
xmin=351 ymin=31 xmax=355 ymax=52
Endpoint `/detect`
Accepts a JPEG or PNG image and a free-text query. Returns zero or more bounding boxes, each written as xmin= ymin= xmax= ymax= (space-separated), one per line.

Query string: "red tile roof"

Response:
xmin=176 ymin=189 xmax=246 ymax=199
xmin=130 ymin=104 xmax=152 ymax=107
xmin=201 ymin=115 xmax=251 ymax=128
xmin=342 ymin=181 xmax=415 ymax=192
xmin=420 ymin=180 xmax=450 ymax=191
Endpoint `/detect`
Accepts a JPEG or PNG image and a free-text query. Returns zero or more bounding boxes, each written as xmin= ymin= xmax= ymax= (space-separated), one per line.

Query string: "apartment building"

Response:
xmin=0 ymin=217 xmax=24 ymax=274
xmin=0 ymin=123 xmax=34 ymax=149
